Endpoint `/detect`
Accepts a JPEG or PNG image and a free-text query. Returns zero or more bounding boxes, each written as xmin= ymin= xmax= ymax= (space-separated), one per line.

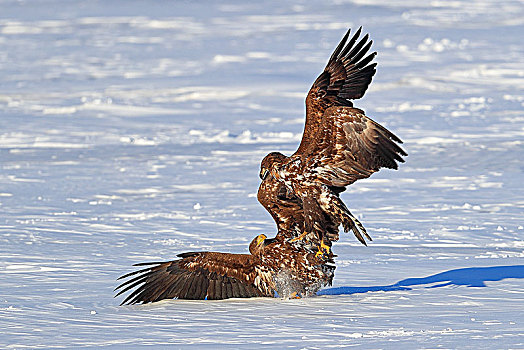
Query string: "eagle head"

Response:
xmin=249 ymin=234 xmax=267 ymax=255
xmin=260 ymin=152 xmax=287 ymax=180
xmin=249 ymin=234 xmax=278 ymax=255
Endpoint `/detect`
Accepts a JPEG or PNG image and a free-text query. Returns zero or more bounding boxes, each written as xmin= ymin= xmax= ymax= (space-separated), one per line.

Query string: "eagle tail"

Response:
xmin=316 ymin=185 xmax=371 ymax=245
xmin=333 ymin=195 xmax=372 ymax=246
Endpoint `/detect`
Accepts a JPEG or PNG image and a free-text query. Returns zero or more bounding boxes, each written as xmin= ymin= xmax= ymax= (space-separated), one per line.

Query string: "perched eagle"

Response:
xmin=259 ymin=27 xmax=407 ymax=255
xmin=115 ymin=234 xmax=334 ymax=304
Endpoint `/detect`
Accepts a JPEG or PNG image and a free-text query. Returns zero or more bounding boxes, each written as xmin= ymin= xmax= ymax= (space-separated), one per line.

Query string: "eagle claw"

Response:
xmin=315 ymin=241 xmax=331 ymax=258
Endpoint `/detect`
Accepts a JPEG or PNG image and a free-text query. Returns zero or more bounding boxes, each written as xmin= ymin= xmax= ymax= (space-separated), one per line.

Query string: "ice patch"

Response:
xmin=2 ymin=264 xmax=61 ymax=273
xmin=375 ymin=102 xmax=433 ymax=113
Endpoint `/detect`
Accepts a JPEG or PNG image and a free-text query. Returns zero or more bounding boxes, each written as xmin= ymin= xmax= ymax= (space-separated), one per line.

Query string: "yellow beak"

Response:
xmin=256 ymin=234 xmax=267 ymax=246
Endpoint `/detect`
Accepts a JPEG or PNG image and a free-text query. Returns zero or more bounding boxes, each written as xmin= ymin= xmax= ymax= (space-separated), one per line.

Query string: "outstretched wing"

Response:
xmin=308 ymin=106 xmax=407 ymax=187
xmin=115 ymin=252 xmax=272 ymax=305
xmin=297 ymin=27 xmax=377 ymax=155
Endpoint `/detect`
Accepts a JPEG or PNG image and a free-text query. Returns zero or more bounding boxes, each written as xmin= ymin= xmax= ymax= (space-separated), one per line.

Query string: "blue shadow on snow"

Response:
xmin=317 ymin=265 xmax=524 ymax=296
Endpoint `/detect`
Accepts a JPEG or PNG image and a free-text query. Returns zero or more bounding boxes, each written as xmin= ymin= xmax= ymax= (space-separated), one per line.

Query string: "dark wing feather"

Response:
xmin=310 ymin=106 xmax=407 ymax=187
xmin=297 ymin=27 xmax=377 ymax=155
xmin=115 ymin=252 xmax=272 ymax=305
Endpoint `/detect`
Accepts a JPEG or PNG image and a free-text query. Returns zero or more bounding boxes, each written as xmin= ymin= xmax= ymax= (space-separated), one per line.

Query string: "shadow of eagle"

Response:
xmin=318 ymin=265 xmax=524 ymax=295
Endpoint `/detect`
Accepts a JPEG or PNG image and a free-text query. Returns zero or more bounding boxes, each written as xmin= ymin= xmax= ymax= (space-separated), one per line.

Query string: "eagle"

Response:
xmin=258 ymin=27 xmax=407 ymax=255
xmin=115 ymin=234 xmax=334 ymax=304
xmin=115 ymin=27 xmax=406 ymax=304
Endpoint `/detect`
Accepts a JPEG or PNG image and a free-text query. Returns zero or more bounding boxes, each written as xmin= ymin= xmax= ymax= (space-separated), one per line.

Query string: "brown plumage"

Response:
xmin=257 ymin=171 xmax=340 ymax=252
xmin=259 ymin=27 xmax=407 ymax=251
xmin=115 ymin=27 xmax=404 ymax=305
xmin=115 ymin=234 xmax=334 ymax=304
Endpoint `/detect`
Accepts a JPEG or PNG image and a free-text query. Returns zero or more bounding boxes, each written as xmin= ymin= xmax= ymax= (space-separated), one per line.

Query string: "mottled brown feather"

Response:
xmin=297 ymin=27 xmax=377 ymax=155
xmin=310 ymin=106 xmax=407 ymax=187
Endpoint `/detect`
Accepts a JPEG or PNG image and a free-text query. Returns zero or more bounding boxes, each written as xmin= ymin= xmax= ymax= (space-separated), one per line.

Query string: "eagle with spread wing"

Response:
xmin=259 ymin=27 xmax=407 ymax=255
xmin=115 ymin=27 xmax=406 ymax=304
xmin=115 ymin=234 xmax=334 ymax=304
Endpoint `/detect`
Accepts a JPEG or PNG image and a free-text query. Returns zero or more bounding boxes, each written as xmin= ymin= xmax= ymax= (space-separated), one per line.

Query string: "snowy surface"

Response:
xmin=1 ymin=0 xmax=524 ymax=348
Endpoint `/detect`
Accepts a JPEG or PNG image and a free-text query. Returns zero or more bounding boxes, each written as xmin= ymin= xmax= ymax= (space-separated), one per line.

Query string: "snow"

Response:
xmin=1 ymin=0 xmax=523 ymax=348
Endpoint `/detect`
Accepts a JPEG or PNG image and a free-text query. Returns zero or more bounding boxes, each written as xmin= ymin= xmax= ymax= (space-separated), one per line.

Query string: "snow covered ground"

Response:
xmin=1 ymin=0 xmax=523 ymax=348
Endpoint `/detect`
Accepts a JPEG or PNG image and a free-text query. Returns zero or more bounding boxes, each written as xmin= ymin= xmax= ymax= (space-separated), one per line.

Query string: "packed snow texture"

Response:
xmin=1 ymin=0 xmax=523 ymax=348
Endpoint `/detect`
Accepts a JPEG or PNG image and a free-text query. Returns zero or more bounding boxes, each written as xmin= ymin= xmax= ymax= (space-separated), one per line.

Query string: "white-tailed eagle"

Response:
xmin=259 ymin=27 xmax=407 ymax=255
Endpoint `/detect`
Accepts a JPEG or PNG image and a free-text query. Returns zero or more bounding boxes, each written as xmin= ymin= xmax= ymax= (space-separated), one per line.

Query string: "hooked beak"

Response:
xmin=256 ymin=234 xmax=267 ymax=247
xmin=259 ymin=168 xmax=270 ymax=180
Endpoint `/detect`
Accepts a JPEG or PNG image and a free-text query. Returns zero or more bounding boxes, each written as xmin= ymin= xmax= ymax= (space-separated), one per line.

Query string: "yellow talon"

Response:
xmin=320 ymin=240 xmax=331 ymax=254
xmin=315 ymin=240 xmax=331 ymax=258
